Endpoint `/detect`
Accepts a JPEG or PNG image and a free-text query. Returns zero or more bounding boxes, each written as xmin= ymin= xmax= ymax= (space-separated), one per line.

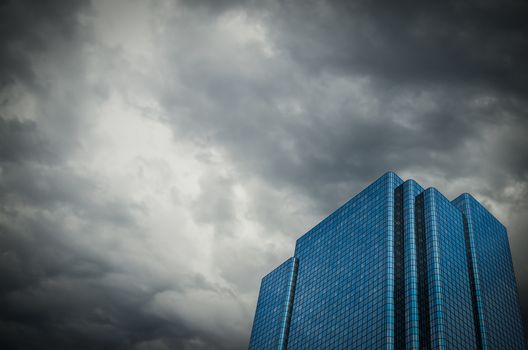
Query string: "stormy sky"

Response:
xmin=0 ymin=0 xmax=527 ymax=349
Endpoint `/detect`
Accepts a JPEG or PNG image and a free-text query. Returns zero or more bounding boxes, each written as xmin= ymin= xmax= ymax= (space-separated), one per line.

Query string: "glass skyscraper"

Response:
xmin=248 ymin=172 xmax=526 ymax=349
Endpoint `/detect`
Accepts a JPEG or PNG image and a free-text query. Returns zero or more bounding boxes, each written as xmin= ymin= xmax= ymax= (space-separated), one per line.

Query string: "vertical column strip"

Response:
xmin=415 ymin=193 xmax=431 ymax=349
xmin=278 ymin=257 xmax=298 ymax=350
xmin=458 ymin=195 xmax=487 ymax=349
xmin=386 ymin=172 xmax=398 ymax=350
xmin=403 ymin=181 xmax=423 ymax=349
xmin=394 ymin=185 xmax=405 ymax=350
xmin=424 ymin=189 xmax=446 ymax=350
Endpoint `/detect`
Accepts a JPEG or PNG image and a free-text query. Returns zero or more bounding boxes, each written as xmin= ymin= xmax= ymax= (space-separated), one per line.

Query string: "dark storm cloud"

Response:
xmin=282 ymin=1 xmax=528 ymax=90
xmin=0 ymin=0 xmax=91 ymax=87
xmin=0 ymin=118 xmax=54 ymax=163
xmin=1 ymin=0 xmax=528 ymax=349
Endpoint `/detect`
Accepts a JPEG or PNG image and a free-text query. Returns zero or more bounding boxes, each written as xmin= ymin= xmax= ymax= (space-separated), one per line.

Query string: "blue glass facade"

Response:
xmin=399 ymin=180 xmax=423 ymax=349
xmin=287 ymin=172 xmax=402 ymax=349
xmin=249 ymin=172 xmax=526 ymax=349
xmin=452 ymin=194 xmax=526 ymax=349
xmin=248 ymin=257 xmax=298 ymax=350
xmin=422 ymin=189 xmax=476 ymax=349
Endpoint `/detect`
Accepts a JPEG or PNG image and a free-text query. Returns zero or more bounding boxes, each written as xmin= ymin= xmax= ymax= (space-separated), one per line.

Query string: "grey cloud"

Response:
xmin=0 ymin=0 xmax=91 ymax=87
xmin=0 ymin=118 xmax=56 ymax=163
xmin=263 ymin=0 xmax=528 ymax=94
xmin=1 ymin=0 xmax=528 ymax=349
xmin=191 ymin=173 xmax=236 ymax=230
xmin=0 ymin=202 xmax=237 ymax=349
xmin=0 ymin=1 xmax=242 ymax=348
xmin=166 ymin=0 xmax=528 ymax=202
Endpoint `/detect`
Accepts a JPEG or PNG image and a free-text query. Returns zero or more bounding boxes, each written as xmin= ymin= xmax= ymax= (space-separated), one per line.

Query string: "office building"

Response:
xmin=248 ymin=172 xmax=525 ymax=349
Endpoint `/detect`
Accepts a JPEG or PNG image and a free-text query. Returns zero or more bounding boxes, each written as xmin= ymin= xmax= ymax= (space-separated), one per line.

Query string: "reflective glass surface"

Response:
xmin=397 ymin=180 xmax=423 ymax=349
xmin=248 ymin=173 xmax=526 ymax=350
xmin=423 ymin=189 xmax=476 ymax=349
xmin=453 ymin=194 xmax=526 ymax=349
xmin=248 ymin=257 xmax=298 ymax=350
xmin=288 ymin=172 xmax=403 ymax=349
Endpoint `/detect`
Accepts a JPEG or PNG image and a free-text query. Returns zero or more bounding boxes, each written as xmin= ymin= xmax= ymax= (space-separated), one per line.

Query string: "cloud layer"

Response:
xmin=1 ymin=0 xmax=527 ymax=348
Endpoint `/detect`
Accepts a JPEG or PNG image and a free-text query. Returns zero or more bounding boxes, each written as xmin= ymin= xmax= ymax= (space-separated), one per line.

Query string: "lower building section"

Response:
xmin=248 ymin=173 xmax=526 ymax=349
xmin=287 ymin=172 xmax=402 ymax=349
xmin=248 ymin=257 xmax=298 ymax=350
xmin=453 ymin=194 xmax=526 ymax=349
xmin=396 ymin=180 xmax=423 ymax=350
xmin=422 ymin=188 xmax=477 ymax=349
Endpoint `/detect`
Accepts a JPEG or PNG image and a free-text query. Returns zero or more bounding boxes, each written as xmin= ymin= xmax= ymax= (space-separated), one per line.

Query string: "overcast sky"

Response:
xmin=1 ymin=0 xmax=527 ymax=349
